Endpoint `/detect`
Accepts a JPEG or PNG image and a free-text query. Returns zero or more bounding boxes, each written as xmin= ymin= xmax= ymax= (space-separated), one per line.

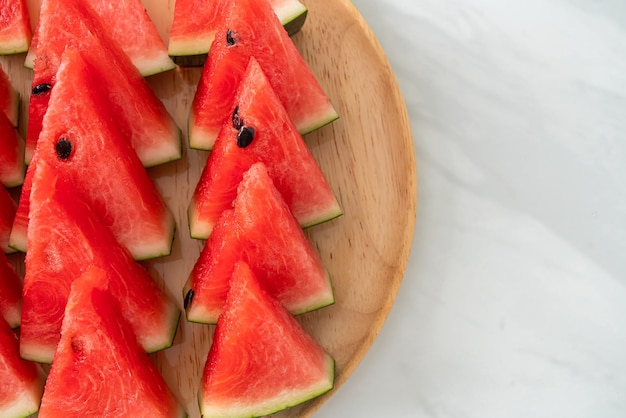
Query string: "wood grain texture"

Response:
xmin=1 ymin=0 xmax=416 ymax=416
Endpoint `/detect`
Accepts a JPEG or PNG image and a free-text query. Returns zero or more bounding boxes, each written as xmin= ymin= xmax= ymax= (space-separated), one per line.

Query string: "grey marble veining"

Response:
xmin=317 ymin=1 xmax=626 ymax=417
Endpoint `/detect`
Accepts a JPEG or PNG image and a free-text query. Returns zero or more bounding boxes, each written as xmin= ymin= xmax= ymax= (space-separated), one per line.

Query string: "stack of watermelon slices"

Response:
xmin=182 ymin=0 xmax=342 ymax=415
xmin=0 ymin=0 xmax=343 ymax=414
xmin=1 ymin=0 xmax=190 ymax=415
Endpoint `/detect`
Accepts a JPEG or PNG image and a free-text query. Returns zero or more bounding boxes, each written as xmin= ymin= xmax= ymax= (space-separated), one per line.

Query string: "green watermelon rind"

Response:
xmin=276 ymin=0 xmax=308 ymax=36
xmin=14 ymin=209 xmax=178 ymax=262
xmin=182 ymin=269 xmax=335 ymax=325
xmin=189 ymin=99 xmax=340 ymax=152
xmin=187 ymin=194 xmax=343 ymax=242
xmin=24 ymin=48 xmax=176 ymax=78
xmin=7 ymin=226 xmax=26 ymax=254
xmin=0 ymin=39 xmax=30 ymax=56
xmin=20 ymin=306 xmax=181 ymax=365
xmin=142 ymin=126 xmax=184 ymax=169
xmin=198 ymin=354 xmax=335 ymax=418
xmin=168 ymin=0 xmax=308 ymax=60
xmin=130 ymin=213 xmax=177 ymax=261
xmin=0 ymin=368 xmax=46 ymax=418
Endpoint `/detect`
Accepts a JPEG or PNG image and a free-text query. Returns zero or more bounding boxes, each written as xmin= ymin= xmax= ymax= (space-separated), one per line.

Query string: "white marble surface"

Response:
xmin=317 ymin=0 xmax=626 ymax=417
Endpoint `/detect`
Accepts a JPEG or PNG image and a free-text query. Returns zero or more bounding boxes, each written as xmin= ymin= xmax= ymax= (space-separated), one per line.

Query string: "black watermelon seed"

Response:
xmin=237 ymin=126 xmax=255 ymax=148
xmin=184 ymin=289 xmax=194 ymax=310
xmin=55 ymin=138 xmax=72 ymax=160
xmin=232 ymin=106 xmax=243 ymax=130
xmin=226 ymin=29 xmax=235 ymax=46
xmin=32 ymin=83 xmax=52 ymax=95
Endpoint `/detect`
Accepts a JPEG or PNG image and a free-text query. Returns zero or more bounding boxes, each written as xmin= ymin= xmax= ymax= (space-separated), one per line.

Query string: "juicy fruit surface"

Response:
xmin=0 ymin=65 xmax=19 ymax=126
xmin=189 ymin=0 xmax=338 ymax=150
xmin=39 ymin=267 xmax=185 ymax=418
xmin=169 ymin=0 xmax=307 ymax=57
xmin=0 ymin=186 xmax=16 ymax=253
xmin=186 ymin=162 xmax=334 ymax=324
xmin=0 ymin=317 xmax=45 ymax=418
xmin=185 ymin=209 xmax=240 ymax=323
xmin=200 ymin=261 xmax=334 ymax=417
xmin=0 ymin=0 xmax=32 ymax=54
xmin=0 ymin=110 xmax=24 ymax=187
xmin=25 ymin=0 xmax=181 ymax=166
xmin=26 ymin=0 xmax=173 ymax=75
xmin=27 ymin=47 xmax=175 ymax=260
xmin=0 ymin=252 xmax=21 ymax=327
xmin=190 ymin=57 xmax=341 ymax=239
xmin=20 ymin=159 xmax=179 ymax=363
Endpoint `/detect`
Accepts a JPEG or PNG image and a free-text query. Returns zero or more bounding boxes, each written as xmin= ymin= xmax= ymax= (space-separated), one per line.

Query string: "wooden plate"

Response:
xmin=2 ymin=0 xmax=416 ymax=415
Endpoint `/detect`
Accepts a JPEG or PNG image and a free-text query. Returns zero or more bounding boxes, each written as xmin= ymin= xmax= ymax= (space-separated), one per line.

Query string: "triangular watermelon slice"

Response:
xmin=0 ymin=0 xmax=32 ymax=55
xmin=189 ymin=57 xmax=341 ymax=239
xmin=185 ymin=162 xmax=334 ymax=324
xmin=39 ymin=266 xmax=185 ymax=417
xmin=16 ymin=47 xmax=176 ymax=260
xmin=0 ymin=110 xmax=25 ymax=188
xmin=0 ymin=64 xmax=19 ymax=126
xmin=20 ymin=159 xmax=180 ymax=364
xmin=0 ymin=186 xmax=16 ymax=253
xmin=189 ymin=0 xmax=338 ymax=150
xmin=0 ymin=317 xmax=45 ymax=418
xmin=168 ymin=0 xmax=307 ymax=58
xmin=24 ymin=0 xmax=181 ymax=166
xmin=0 ymin=252 xmax=22 ymax=328
xmin=200 ymin=261 xmax=334 ymax=417
xmin=25 ymin=0 xmax=174 ymax=75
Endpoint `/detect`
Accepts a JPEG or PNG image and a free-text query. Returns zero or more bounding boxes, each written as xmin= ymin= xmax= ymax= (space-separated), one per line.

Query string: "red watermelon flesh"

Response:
xmin=185 ymin=162 xmax=334 ymax=324
xmin=189 ymin=57 xmax=341 ymax=239
xmin=24 ymin=0 xmax=181 ymax=167
xmin=6 ymin=166 xmax=26 ymax=252
xmin=25 ymin=0 xmax=174 ymax=75
xmin=22 ymin=47 xmax=176 ymax=260
xmin=0 ymin=64 xmax=19 ymax=126
xmin=20 ymin=159 xmax=180 ymax=364
xmin=200 ymin=261 xmax=334 ymax=417
xmin=0 ymin=110 xmax=25 ymax=188
xmin=0 ymin=0 xmax=32 ymax=55
xmin=38 ymin=266 xmax=185 ymax=417
xmin=0 ymin=252 xmax=21 ymax=327
xmin=168 ymin=0 xmax=307 ymax=57
xmin=189 ymin=0 xmax=338 ymax=150
xmin=0 ymin=186 xmax=16 ymax=253
xmin=0 ymin=317 xmax=45 ymax=418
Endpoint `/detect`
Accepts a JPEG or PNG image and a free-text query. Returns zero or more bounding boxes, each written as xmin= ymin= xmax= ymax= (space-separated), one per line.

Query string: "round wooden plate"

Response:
xmin=2 ymin=0 xmax=416 ymax=415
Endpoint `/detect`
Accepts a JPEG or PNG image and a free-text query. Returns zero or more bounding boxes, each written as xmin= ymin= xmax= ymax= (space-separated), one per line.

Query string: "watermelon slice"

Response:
xmin=25 ymin=0 xmax=174 ymax=75
xmin=38 ymin=266 xmax=185 ymax=417
xmin=189 ymin=0 xmax=338 ymax=150
xmin=24 ymin=0 xmax=181 ymax=166
xmin=0 ymin=0 xmax=32 ymax=55
xmin=0 ymin=64 xmax=19 ymax=126
xmin=0 ymin=317 xmax=45 ymax=418
xmin=20 ymin=159 xmax=180 ymax=363
xmin=200 ymin=261 xmax=334 ymax=417
xmin=0 ymin=252 xmax=21 ymax=328
xmin=0 ymin=186 xmax=16 ymax=253
xmin=0 ymin=110 xmax=25 ymax=188
xmin=189 ymin=57 xmax=341 ymax=239
xmin=185 ymin=162 xmax=334 ymax=324
xmin=18 ymin=47 xmax=176 ymax=260
xmin=168 ymin=0 xmax=307 ymax=59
